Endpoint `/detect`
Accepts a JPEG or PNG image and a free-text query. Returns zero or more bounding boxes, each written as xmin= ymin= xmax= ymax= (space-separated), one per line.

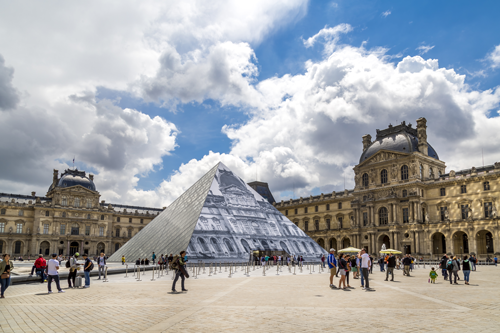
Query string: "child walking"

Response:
xmin=429 ymin=267 xmax=438 ymax=283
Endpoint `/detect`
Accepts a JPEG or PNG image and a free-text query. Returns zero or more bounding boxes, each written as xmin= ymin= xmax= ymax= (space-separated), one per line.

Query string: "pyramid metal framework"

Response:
xmin=109 ymin=163 xmax=327 ymax=262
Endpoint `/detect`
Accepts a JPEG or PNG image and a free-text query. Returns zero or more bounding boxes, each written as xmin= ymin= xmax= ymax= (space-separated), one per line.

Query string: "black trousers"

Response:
xmin=47 ymin=275 xmax=62 ymax=292
xmin=361 ymin=268 xmax=370 ymax=288
xmin=449 ymin=270 xmax=458 ymax=284
xmin=68 ymin=269 xmax=77 ymax=287
xmin=172 ymin=270 xmax=185 ymax=290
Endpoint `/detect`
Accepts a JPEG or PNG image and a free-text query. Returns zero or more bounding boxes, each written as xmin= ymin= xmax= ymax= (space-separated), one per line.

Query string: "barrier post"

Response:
xmin=103 ymin=266 xmax=109 ymax=282
xmin=151 ymin=265 xmax=156 ymax=281
xmin=157 ymin=264 xmax=161 ymax=278
xmin=263 ymin=263 xmax=266 ymax=276
xmin=143 ymin=264 xmax=146 ymax=275
xmin=125 ymin=264 xmax=128 ymax=278
xmin=137 ymin=265 xmax=142 ymax=281
xmin=293 ymin=264 xmax=296 ymax=275
xmin=209 ymin=263 xmax=212 ymax=277
xmin=276 ymin=262 xmax=279 ymax=276
xmin=228 ymin=263 xmax=232 ymax=278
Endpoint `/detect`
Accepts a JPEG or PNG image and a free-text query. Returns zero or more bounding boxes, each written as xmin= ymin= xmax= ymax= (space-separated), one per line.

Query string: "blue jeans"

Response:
xmin=361 ymin=268 xmax=365 ymax=286
xmin=442 ymin=269 xmax=448 ymax=279
xmin=1 ymin=277 xmax=11 ymax=296
xmin=380 ymin=263 xmax=384 ymax=272
xmin=463 ymin=270 xmax=470 ymax=282
xmin=84 ymin=271 xmax=90 ymax=286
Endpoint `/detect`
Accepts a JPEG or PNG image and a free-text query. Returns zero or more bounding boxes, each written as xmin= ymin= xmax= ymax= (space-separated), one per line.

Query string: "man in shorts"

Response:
xmin=328 ymin=248 xmax=337 ymax=289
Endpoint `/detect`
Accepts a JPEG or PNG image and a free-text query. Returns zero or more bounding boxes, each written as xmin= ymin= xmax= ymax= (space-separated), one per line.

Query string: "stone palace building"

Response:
xmin=0 ymin=169 xmax=163 ymax=258
xmin=275 ymin=118 xmax=499 ymax=259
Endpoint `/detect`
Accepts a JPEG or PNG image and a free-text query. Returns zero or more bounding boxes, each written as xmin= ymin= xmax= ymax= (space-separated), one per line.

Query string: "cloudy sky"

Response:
xmin=1 ymin=1 xmax=500 ymax=207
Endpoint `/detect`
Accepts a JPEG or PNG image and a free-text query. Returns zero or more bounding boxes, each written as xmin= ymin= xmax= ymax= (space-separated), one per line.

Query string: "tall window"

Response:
xmin=115 ymin=229 xmax=120 ymax=237
xmin=285 ymin=210 xmax=288 ymax=216
xmin=18 ymin=210 xmax=24 ymax=216
xmin=440 ymin=188 xmax=446 ymax=196
xmin=304 ymin=221 xmax=309 ymax=231
xmin=338 ymin=202 xmax=342 ymax=209
xmin=62 ymin=197 xmax=68 ymax=206
xmin=381 ymin=169 xmax=388 ymax=184
xmin=129 ymin=218 xmax=132 ymax=223
xmin=87 ymin=214 xmax=91 ymax=219
xmin=402 ymin=190 xmax=407 ymax=198
xmin=403 ymin=208 xmax=409 ymax=223
xmin=0 ymin=222 xmax=5 ymax=233
xmin=461 ymin=185 xmax=467 ymax=194
xmin=379 ymin=207 xmax=388 ymax=225
xmin=45 ymin=211 xmax=50 ymax=217
xmin=315 ymin=220 xmax=319 ymax=231
xmin=440 ymin=207 xmax=447 ymax=221
xmin=99 ymin=227 xmax=104 ymax=237
xmin=71 ymin=224 xmax=79 ymax=235
xmin=304 ymin=207 xmax=308 ymax=214
xmin=43 ymin=224 xmax=49 ymax=234
xmin=484 ymin=182 xmax=490 ymax=191
xmin=461 ymin=204 xmax=469 ymax=220
xmin=326 ymin=219 xmax=331 ymax=230
xmin=87 ymin=199 xmax=92 ymax=208
xmin=17 ymin=223 xmax=23 ymax=233
xmin=326 ymin=204 xmax=330 ymax=210
xmin=140 ymin=219 xmax=143 ymax=224
xmin=117 ymin=217 xmax=121 ymax=222
xmin=85 ymin=226 xmax=90 ymax=236
xmin=338 ymin=217 xmax=343 ymax=229
xmin=60 ymin=224 xmax=66 ymax=235
xmin=362 ymin=173 xmax=369 ymax=186
xmin=484 ymin=202 xmax=493 ymax=218
xmin=101 ymin=215 xmax=104 ymax=220
xmin=294 ymin=208 xmax=298 ymax=214
xmin=0 ymin=208 xmax=5 ymax=215
xmin=74 ymin=198 xmax=80 ymax=207
xmin=14 ymin=241 xmax=21 ymax=254
xmin=128 ymin=229 xmax=132 ymax=238
xmin=315 ymin=206 xmax=318 ymax=212
xmin=363 ymin=212 xmax=368 ymax=226
xmin=420 ymin=164 xmax=423 ymax=179
xmin=62 ymin=212 xmax=66 ymax=218
xmin=401 ymin=165 xmax=409 ymax=180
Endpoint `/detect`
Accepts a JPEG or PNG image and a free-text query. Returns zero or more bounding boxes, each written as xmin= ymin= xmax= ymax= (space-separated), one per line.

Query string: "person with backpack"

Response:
xmin=171 ymin=251 xmax=188 ymax=293
xmin=447 ymin=256 xmax=459 ymax=285
xmin=67 ymin=253 xmax=81 ymax=288
xmin=34 ymin=254 xmax=47 ymax=283
xmin=82 ymin=254 xmax=93 ymax=288
xmin=462 ymin=255 xmax=471 ymax=285
xmin=440 ymin=255 xmax=449 ymax=280
xmin=97 ymin=253 xmax=106 ymax=280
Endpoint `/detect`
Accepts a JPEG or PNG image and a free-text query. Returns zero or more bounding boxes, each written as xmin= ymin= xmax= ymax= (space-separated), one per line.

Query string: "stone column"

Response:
xmin=370 ymin=206 xmax=375 ymax=226
xmin=375 ymin=210 xmax=379 ymax=227
xmin=394 ymin=233 xmax=399 ymax=251
xmin=448 ymin=233 xmax=454 ymax=255
xmin=391 ymin=232 xmax=395 ymax=249
xmin=415 ymin=232 xmax=420 ymax=254
xmin=371 ymin=233 xmax=375 ymax=255
xmin=80 ymin=241 xmax=84 ymax=254
xmin=469 ymin=229 xmax=477 ymax=255
xmin=388 ymin=204 xmax=393 ymax=224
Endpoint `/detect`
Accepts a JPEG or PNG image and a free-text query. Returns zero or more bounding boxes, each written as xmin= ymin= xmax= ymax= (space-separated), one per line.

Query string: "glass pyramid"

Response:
xmin=109 ymin=162 xmax=327 ymax=262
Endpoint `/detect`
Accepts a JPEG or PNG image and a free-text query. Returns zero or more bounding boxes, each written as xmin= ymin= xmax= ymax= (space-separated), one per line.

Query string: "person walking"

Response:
xmin=0 ymin=253 xmax=13 ymax=298
xmin=171 ymin=251 xmax=188 ymax=293
xmin=327 ymin=248 xmax=337 ymax=289
xmin=470 ymin=255 xmax=476 ymax=271
xmin=429 ymin=267 xmax=438 ymax=284
xmin=34 ymin=254 xmax=47 ymax=283
xmin=46 ymin=254 xmax=65 ymax=294
xmin=495 ymin=256 xmax=498 ymax=267
xmin=462 ymin=255 xmax=471 ymax=285
xmin=385 ymin=253 xmax=396 ymax=281
xmin=447 ymin=256 xmax=459 ymax=285
xmin=440 ymin=255 xmax=449 ymax=280
xmin=358 ymin=249 xmax=371 ymax=289
xmin=152 ymin=252 xmax=156 ymax=265
xmin=121 ymin=255 xmax=125 ymax=265
xmin=345 ymin=254 xmax=352 ymax=288
xmin=379 ymin=257 xmax=385 ymax=272
xmin=97 ymin=253 xmax=106 ymax=280
xmin=338 ymin=253 xmax=347 ymax=289
xmin=402 ymin=255 xmax=411 ymax=276
xmin=82 ymin=254 xmax=92 ymax=288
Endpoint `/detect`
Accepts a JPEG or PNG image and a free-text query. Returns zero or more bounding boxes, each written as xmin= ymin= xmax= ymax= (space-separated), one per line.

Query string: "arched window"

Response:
xmin=241 ymin=239 xmax=251 ymax=252
xmin=362 ymin=173 xmax=369 ymax=187
xmin=224 ymin=238 xmax=235 ymax=252
xmin=211 ymin=238 xmax=223 ymax=253
xmin=198 ymin=238 xmax=209 ymax=252
xmin=379 ymin=207 xmax=388 ymax=225
xmin=381 ymin=169 xmax=388 ymax=184
xmin=401 ymin=165 xmax=408 ymax=180
xmin=74 ymin=198 xmax=80 ymax=207
xmin=402 ymin=190 xmax=407 ymax=198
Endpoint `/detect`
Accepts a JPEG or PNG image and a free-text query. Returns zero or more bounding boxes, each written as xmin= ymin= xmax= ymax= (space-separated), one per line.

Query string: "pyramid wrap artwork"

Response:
xmin=109 ymin=163 xmax=327 ymax=262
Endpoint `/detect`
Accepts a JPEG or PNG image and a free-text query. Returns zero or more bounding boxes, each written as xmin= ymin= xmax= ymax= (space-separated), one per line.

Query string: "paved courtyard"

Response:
xmin=0 ymin=263 xmax=499 ymax=332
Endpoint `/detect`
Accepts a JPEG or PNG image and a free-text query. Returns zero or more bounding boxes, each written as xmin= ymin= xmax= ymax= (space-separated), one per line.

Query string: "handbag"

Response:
xmin=1 ymin=272 xmax=10 ymax=279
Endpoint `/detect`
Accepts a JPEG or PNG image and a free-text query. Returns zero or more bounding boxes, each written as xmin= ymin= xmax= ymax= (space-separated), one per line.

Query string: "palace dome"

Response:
xmin=48 ymin=169 xmax=96 ymax=192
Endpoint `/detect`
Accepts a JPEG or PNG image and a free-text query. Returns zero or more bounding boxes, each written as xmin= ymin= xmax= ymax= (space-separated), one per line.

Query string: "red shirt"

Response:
xmin=35 ymin=257 xmax=46 ymax=268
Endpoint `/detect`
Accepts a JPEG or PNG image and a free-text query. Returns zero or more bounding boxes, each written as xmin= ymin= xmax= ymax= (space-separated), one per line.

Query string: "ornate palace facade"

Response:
xmin=275 ymin=118 xmax=499 ymax=259
xmin=0 ymin=169 xmax=163 ymax=258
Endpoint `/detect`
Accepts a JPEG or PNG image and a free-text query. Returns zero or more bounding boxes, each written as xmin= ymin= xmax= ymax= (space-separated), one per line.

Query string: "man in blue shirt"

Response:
xmin=328 ymin=248 xmax=337 ymax=289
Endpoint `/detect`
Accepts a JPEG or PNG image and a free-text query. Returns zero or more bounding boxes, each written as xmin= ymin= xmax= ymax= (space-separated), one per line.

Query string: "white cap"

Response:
xmin=330 ymin=248 xmax=335 ymax=252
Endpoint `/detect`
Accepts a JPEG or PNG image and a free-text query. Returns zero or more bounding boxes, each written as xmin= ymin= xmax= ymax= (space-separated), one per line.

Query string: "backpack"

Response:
xmin=169 ymin=257 xmax=180 ymax=270
xmin=65 ymin=260 xmax=71 ymax=268
xmin=446 ymin=260 xmax=454 ymax=271
xmin=87 ymin=261 xmax=94 ymax=271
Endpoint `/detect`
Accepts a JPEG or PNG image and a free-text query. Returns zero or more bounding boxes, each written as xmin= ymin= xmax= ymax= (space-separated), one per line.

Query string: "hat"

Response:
xmin=52 ymin=253 xmax=57 ymax=257
xmin=75 ymin=252 xmax=80 ymax=257
xmin=329 ymin=248 xmax=335 ymax=252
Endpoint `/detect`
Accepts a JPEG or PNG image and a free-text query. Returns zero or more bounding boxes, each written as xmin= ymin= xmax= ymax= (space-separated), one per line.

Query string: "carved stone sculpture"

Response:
xmin=391 ymin=164 xmax=398 ymax=180
xmin=449 ymin=170 xmax=455 ymax=177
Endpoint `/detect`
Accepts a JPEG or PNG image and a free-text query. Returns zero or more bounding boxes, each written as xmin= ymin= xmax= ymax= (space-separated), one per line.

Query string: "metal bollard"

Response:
xmin=276 ymin=262 xmax=279 ymax=276
xmin=229 ymin=263 xmax=232 ymax=278
xmin=157 ymin=264 xmax=161 ymax=278
xmin=293 ymin=264 xmax=296 ymax=275
xmin=125 ymin=264 xmax=128 ymax=278
xmin=309 ymin=264 xmax=312 ymax=274
xmin=203 ymin=262 xmax=206 ymax=274
xmin=143 ymin=264 xmax=146 ymax=275
xmin=151 ymin=265 xmax=156 ymax=281
xmin=263 ymin=263 xmax=266 ymax=276
xmin=136 ymin=265 xmax=142 ymax=281
xmin=209 ymin=263 xmax=212 ymax=277
xmin=313 ymin=264 xmax=315 ymax=272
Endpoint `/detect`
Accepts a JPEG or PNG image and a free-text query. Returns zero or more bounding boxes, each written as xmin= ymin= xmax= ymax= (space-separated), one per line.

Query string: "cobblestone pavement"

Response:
xmin=1 ymin=264 xmax=499 ymax=332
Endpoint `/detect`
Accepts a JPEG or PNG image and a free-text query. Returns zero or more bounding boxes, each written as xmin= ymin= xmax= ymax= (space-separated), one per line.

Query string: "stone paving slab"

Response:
xmin=1 ymin=264 xmax=499 ymax=332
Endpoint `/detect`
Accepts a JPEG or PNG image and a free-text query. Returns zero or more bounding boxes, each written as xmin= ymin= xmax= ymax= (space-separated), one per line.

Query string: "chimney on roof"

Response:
xmin=89 ymin=174 xmax=94 ymax=181
xmin=52 ymin=169 xmax=59 ymax=188
xmin=362 ymin=134 xmax=372 ymax=151
xmin=416 ymin=117 xmax=428 ymax=156
xmin=31 ymin=191 xmax=36 ymax=197
xmin=101 ymin=200 xmax=105 ymax=204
